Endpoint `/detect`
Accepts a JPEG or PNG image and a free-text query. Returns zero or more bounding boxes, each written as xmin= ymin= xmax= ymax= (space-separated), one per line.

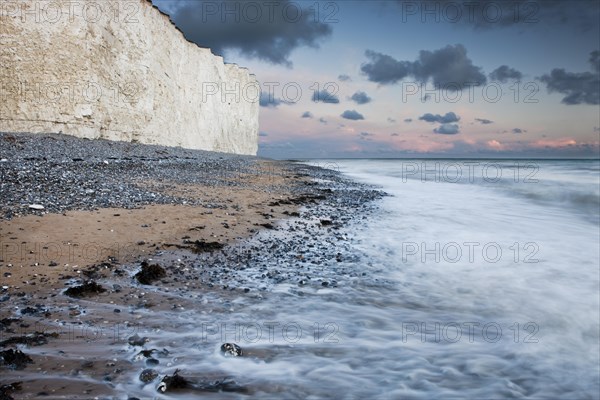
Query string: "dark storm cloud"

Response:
xmin=434 ymin=123 xmax=460 ymax=134
xmin=394 ymin=1 xmax=600 ymax=32
xmin=350 ymin=91 xmax=372 ymax=104
xmin=419 ymin=112 xmax=460 ymax=124
xmin=338 ymin=74 xmax=352 ymax=82
xmin=168 ymin=0 xmax=332 ymax=66
xmin=512 ymin=128 xmax=524 ymax=134
xmin=475 ymin=118 xmax=493 ymax=124
xmin=538 ymin=51 xmax=600 ymax=105
xmin=259 ymin=92 xmax=284 ymax=108
xmin=312 ymin=89 xmax=340 ymax=104
xmin=489 ymin=65 xmax=523 ymax=83
xmin=361 ymin=45 xmax=486 ymax=90
xmin=341 ymin=110 xmax=365 ymax=120
xmin=413 ymin=45 xmax=486 ymax=89
xmin=301 ymin=111 xmax=313 ymax=118
xmin=361 ymin=50 xmax=413 ymax=85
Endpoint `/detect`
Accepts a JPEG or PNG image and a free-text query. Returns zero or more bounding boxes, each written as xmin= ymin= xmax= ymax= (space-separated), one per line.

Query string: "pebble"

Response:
xmin=139 ymin=369 xmax=158 ymax=383
xmin=221 ymin=343 xmax=243 ymax=357
xmin=0 ymin=132 xmax=264 ymax=219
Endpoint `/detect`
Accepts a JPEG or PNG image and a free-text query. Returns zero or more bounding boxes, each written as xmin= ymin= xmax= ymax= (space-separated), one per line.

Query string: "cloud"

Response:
xmin=338 ymin=74 xmax=352 ymax=82
xmin=319 ymin=117 xmax=328 ymax=124
xmin=434 ymin=123 xmax=460 ymax=134
xmin=475 ymin=118 xmax=494 ymax=124
xmin=487 ymin=139 xmax=504 ymax=150
xmin=489 ymin=65 xmax=523 ymax=83
xmin=350 ymin=91 xmax=372 ymax=104
xmin=414 ymin=45 xmax=487 ymax=89
xmin=404 ymin=118 xmax=413 ymax=123
xmin=512 ymin=128 xmax=525 ymax=134
xmin=341 ymin=110 xmax=365 ymax=120
xmin=591 ymin=51 xmax=600 ymax=72
xmin=312 ymin=89 xmax=340 ymax=104
xmin=391 ymin=133 xmax=400 ymax=136
xmin=361 ymin=44 xmax=486 ymax=90
xmin=167 ymin=0 xmax=332 ymax=66
xmin=301 ymin=111 xmax=313 ymax=118
xmin=259 ymin=131 xmax=269 ymax=137
xmin=388 ymin=117 xmax=397 ymax=123
xmin=361 ymin=50 xmax=413 ymax=85
xmin=419 ymin=112 xmax=460 ymax=123
xmin=259 ymin=91 xmax=282 ymax=108
xmin=539 ymin=51 xmax=600 ymax=105
xmin=358 ymin=131 xmax=374 ymax=140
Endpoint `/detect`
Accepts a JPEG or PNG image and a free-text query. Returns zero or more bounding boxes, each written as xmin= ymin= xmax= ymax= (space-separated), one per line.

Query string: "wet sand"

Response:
xmin=1 ymin=169 xmax=300 ymax=293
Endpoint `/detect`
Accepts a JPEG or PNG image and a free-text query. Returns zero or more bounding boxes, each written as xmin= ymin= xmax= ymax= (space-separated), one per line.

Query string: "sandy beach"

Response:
xmin=0 ymin=132 xmax=383 ymax=399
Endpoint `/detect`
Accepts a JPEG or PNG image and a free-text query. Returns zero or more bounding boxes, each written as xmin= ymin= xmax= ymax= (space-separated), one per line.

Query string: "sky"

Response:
xmin=152 ymin=0 xmax=600 ymax=159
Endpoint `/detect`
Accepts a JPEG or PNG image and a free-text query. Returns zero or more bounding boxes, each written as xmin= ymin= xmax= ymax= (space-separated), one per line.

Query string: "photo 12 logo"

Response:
xmin=197 ymin=1 xmax=340 ymax=24
xmin=199 ymin=321 xmax=340 ymax=344
xmin=0 ymin=80 xmax=141 ymax=106
xmin=400 ymin=241 xmax=540 ymax=264
xmin=398 ymin=1 xmax=540 ymax=24
xmin=400 ymin=161 xmax=539 ymax=183
xmin=401 ymin=321 xmax=540 ymax=344
xmin=0 ymin=1 xmax=141 ymax=24
xmin=400 ymin=81 xmax=540 ymax=104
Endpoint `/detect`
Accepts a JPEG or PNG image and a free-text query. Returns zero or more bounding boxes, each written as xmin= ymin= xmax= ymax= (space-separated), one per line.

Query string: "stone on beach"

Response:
xmin=135 ymin=261 xmax=167 ymax=285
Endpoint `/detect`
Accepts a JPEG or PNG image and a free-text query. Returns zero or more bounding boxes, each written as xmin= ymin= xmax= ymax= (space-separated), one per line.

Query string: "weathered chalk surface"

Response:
xmin=0 ymin=0 xmax=259 ymax=155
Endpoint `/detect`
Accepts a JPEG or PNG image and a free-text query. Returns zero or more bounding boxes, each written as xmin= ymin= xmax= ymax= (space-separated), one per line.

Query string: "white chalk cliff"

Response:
xmin=0 ymin=0 xmax=259 ymax=155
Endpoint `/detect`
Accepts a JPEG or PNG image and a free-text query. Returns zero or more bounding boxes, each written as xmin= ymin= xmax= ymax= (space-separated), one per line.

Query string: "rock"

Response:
xmin=157 ymin=369 xmax=189 ymax=393
xmin=28 ymin=204 xmax=44 ymax=210
xmin=133 ymin=349 xmax=155 ymax=361
xmin=0 ymin=332 xmax=57 ymax=347
xmin=0 ymin=349 xmax=33 ymax=370
xmin=0 ymin=381 xmax=22 ymax=400
xmin=190 ymin=240 xmax=224 ymax=253
xmin=64 ymin=281 xmax=106 ymax=297
xmin=139 ymin=369 xmax=158 ymax=384
xmin=135 ymin=261 xmax=166 ymax=285
xmin=196 ymin=378 xmax=248 ymax=393
xmin=146 ymin=358 xmax=159 ymax=366
xmin=128 ymin=334 xmax=149 ymax=347
xmin=220 ymin=343 xmax=243 ymax=357
xmin=320 ymin=219 xmax=333 ymax=226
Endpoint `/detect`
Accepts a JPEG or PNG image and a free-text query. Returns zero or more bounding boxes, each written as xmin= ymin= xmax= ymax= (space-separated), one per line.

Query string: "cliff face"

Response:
xmin=0 ymin=0 xmax=259 ymax=155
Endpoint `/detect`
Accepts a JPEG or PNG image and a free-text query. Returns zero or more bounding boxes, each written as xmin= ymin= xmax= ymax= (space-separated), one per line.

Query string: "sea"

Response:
xmin=20 ymin=158 xmax=597 ymax=399
xmin=289 ymin=158 xmax=600 ymax=399
xmin=194 ymin=158 xmax=598 ymax=399
xmin=127 ymin=159 xmax=597 ymax=399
